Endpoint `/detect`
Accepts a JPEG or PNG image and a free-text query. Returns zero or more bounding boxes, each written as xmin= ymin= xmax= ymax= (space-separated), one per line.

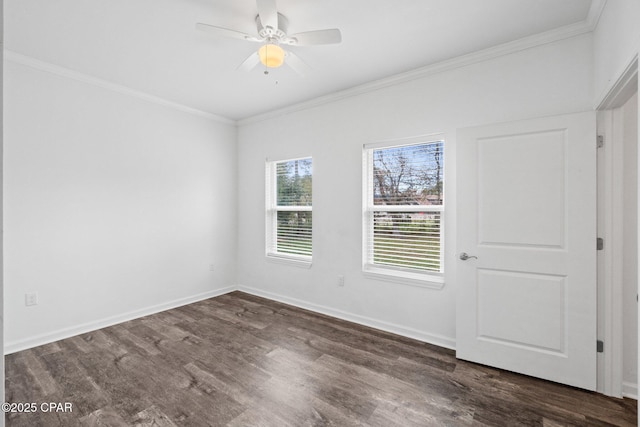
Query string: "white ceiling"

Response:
xmin=5 ymin=0 xmax=597 ymax=121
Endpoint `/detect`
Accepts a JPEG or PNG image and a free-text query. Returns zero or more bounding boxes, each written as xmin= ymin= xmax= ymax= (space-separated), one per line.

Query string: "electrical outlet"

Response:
xmin=337 ymin=275 xmax=345 ymax=287
xmin=209 ymin=264 xmax=215 ymax=271
xmin=25 ymin=292 xmax=39 ymax=306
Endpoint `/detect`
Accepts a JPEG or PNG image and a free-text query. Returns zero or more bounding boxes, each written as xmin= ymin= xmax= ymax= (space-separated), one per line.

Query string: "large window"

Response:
xmin=266 ymin=157 xmax=313 ymax=263
xmin=363 ymin=138 xmax=444 ymax=285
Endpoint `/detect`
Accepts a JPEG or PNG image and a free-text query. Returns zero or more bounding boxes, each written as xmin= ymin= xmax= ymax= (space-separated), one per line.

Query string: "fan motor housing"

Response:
xmin=256 ymin=12 xmax=289 ymax=40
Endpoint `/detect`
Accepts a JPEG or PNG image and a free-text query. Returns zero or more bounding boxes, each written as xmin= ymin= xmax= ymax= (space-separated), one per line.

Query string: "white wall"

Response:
xmin=623 ymin=92 xmax=638 ymax=396
xmin=3 ymin=59 xmax=238 ymax=352
xmin=593 ymin=0 xmax=640 ymax=104
xmin=236 ymin=34 xmax=594 ymax=348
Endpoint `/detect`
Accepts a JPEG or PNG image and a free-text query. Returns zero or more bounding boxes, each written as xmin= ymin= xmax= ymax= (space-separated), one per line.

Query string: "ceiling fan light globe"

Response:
xmin=258 ymin=44 xmax=285 ymax=68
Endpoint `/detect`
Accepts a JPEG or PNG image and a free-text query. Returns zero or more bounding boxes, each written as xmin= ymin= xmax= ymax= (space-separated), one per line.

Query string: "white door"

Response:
xmin=456 ymin=111 xmax=597 ymax=390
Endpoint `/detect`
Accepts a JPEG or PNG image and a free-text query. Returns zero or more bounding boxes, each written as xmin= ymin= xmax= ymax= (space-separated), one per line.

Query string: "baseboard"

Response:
xmin=622 ymin=381 xmax=638 ymax=400
xmin=4 ymin=286 xmax=236 ymax=355
xmin=237 ymin=285 xmax=456 ymax=350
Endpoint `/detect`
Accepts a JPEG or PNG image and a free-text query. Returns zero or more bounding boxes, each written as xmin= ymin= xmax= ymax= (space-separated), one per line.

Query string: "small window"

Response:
xmin=363 ymin=138 xmax=444 ymax=286
xmin=266 ymin=157 xmax=313 ymax=264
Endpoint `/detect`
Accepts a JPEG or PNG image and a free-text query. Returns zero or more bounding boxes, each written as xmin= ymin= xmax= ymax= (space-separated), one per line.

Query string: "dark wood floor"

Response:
xmin=4 ymin=291 xmax=637 ymax=426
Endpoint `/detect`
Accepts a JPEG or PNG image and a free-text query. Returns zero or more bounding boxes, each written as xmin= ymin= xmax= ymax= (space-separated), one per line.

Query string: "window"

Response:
xmin=266 ymin=157 xmax=313 ymax=264
xmin=363 ymin=138 xmax=444 ymax=286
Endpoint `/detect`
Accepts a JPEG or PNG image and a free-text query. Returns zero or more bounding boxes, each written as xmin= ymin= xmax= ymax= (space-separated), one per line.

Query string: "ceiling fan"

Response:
xmin=196 ymin=0 xmax=342 ymax=74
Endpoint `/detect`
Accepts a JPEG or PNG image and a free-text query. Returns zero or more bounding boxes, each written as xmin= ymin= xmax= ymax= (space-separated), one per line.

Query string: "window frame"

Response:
xmin=265 ymin=156 xmax=313 ymax=268
xmin=362 ymin=136 xmax=445 ymax=289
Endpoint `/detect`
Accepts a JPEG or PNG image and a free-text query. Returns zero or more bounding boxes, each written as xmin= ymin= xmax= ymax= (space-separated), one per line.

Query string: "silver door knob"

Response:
xmin=459 ymin=252 xmax=477 ymax=261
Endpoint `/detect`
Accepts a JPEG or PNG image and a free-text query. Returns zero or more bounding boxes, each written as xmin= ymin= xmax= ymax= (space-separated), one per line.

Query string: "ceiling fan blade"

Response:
xmin=256 ymin=0 xmax=279 ymax=31
xmin=237 ymin=52 xmax=261 ymax=72
xmin=285 ymin=29 xmax=342 ymax=46
xmin=196 ymin=23 xmax=261 ymax=42
xmin=284 ymin=51 xmax=311 ymax=75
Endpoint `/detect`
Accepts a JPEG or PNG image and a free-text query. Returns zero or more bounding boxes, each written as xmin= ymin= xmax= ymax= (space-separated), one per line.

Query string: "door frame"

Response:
xmin=595 ymin=54 xmax=638 ymax=398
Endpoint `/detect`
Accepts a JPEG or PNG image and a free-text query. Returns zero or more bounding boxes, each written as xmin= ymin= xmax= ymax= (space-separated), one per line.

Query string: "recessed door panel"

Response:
xmin=477 ymin=269 xmax=566 ymax=353
xmin=478 ymin=130 xmax=566 ymax=248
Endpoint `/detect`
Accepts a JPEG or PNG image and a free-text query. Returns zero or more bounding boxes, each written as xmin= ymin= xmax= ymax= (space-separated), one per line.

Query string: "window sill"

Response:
xmin=363 ymin=266 xmax=444 ymax=289
xmin=266 ymin=253 xmax=312 ymax=269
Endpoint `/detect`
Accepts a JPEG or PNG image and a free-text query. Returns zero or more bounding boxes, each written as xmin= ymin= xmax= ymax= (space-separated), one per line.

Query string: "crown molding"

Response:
xmin=3 ymin=49 xmax=236 ymax=126
xmin=594 ymin=54 xmax=638 ymax=110
xmin=586 ymin=0 xmax=607 ymax=30
xmin=238 ymin=4 xmax=605 ymax=126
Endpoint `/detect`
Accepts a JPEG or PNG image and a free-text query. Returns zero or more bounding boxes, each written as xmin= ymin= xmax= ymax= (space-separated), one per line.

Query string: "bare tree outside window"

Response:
xmin=367 ymin=141 xmax=444 ymax=272
xmin=373 ymin=143 xmax=443 ymax=206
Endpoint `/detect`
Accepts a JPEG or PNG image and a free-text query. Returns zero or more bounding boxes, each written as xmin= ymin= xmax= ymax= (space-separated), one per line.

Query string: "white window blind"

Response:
xmin=371 ymin=211 xmax=442 ymax=271
xmin=364 ymin=140 xmax=444 ymax=279
xmin=266 ymin=157 xmax=313 ymax=260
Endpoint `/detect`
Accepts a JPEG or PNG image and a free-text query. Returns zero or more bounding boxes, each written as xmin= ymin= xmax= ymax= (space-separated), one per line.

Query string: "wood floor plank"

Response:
xmin=80 ymin=330 xmax=128 ymax=357
xmin=5 ymin=291 xmax=637 ymax=426
xmin=313 ymin=353 xmax=462 ymax=419
xmin=39 ymin=350 xmax=110 ymax=416
xmin=109 ymin=325 xmax=162 ymax=356
xmin=132 ymin=405 xmax=178 ymax=427
xmin=74 ymin=350 xmax=154 ymax=418
xmin=5 ymin=353 xmax=36 ymax=403
xmin=66 ymin=336 xmax=94 ymax=354
xmin=80 ymin=407 xmax=130 ymax=427
xmin=19 ymin=350 xmax=60 ymax=397
xmin=226 ymin=407 xmax=293 ymax=427
xmin=139 ymin=317 xmax=191 ymax=342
